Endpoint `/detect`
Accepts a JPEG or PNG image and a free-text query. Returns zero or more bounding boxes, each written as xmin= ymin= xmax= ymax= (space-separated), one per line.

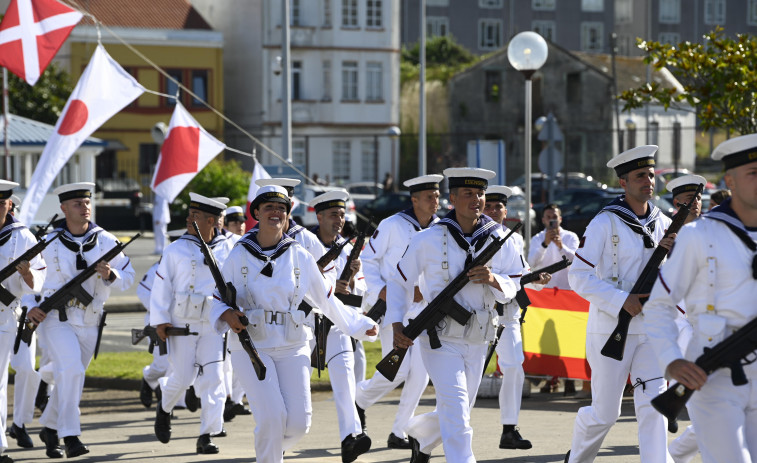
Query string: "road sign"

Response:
xmin=538 ymin=148 xmax=563 ymax=177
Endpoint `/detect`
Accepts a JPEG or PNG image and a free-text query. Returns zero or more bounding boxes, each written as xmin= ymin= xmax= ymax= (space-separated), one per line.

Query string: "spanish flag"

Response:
xmin=522 ymin=288 xmax=591 ymax=381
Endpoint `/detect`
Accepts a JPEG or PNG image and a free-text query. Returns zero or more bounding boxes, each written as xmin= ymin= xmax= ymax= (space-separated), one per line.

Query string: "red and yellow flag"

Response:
xmin=522 ymin=288 xmax=591 ymax=381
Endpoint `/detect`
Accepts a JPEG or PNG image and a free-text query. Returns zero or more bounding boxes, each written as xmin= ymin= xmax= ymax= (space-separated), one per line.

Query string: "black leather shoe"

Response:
xmin=564 ymin=450 xmax=571 ymax=462
xmin=38 ymin=427 xmax=64 ymax=459
xmin=223 ymin=398 xmax=236 ymax=422
xmin=355 ymin=403 xmax=366 ymax=432
xmin=196 ymin=434 xmax=219 ymax=454
xmin=211 ymin=428 xmax=227 ymax=438
xmin=409 ymin=436 xmax=430 ymax=463
xmin=140 ymin=379 xmax=153 ymax=408
xmin=668 ymin=419 xmax=679 ymax=433
xmin=36 ymin=380 xmax=49 ymax=412
xmin=232 ymin=403 xmax=251 ymax=415
xmin=185 ymin=386 xmax=199 ymax=413
xmin=154 ymin=402 xmax=172 ymax=444
xmin=0 ymin=454 xmax=13 ymax=462
xmin=499 ymin=427 xmax=532 ymax=450
xmin=63 ymin=436 xmax=89 ymax=458
xmin=154 ymin=385 xmax=162 ymax=403
xmin=386 ymin=432 xmax=411 ymax=449
xmin=341 ymin=433 xmax=371 ymax=463
xmin=9 ymin=423 xmax=33 ymax=448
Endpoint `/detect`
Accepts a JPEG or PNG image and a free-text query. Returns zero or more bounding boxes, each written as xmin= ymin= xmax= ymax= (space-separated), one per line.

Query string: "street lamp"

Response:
xmin=508 ymin=31 xmax=547 ymax=255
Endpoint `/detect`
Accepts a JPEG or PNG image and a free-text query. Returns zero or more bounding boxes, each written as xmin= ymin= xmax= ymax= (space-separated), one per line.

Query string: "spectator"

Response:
xmin=708 ymin=189 xmax=731 ymax=210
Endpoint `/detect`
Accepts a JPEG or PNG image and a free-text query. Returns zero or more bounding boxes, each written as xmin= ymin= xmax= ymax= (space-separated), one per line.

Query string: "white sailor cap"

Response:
xmin=606 ymin=145 xmax=658 ymax=176
xmin=0 ymin=180 xmax=19 ymax=200
xmin=211 ymin=197 xmax=230 ymax=205
xmin=188 ymin=192 xmax=227 ymax=216
xmin=666 ymin=174 xmax=707 ymax=197
xmin=712 ymin=134 xmax=757 ymax=169
xmin=485 ymin=185 xmax=513 ymax=204
xmin=403 ymin=174 xmax=444 ymax=193
xmin=225 ymin=205 xmax=246 ymax=222
xmin=255 ymin=178 xmax=301 ymax=197
xmin=9 ymin=194 xmax=20 ymax=207
xmin=443 ymin=167 xmax=496 ymax=190
xmin=53 ymin=182 xmax=94 ymax=202
xmin=167 ymin=229 xmax=185 ymax=241
xmin=250 ymin=185 xmax=291 ymax=214
xmin=310 ymin=189 xmax=349 ymax=214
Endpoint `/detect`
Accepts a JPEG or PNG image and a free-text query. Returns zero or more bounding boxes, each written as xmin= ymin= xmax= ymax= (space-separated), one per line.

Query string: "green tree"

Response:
xmin=619 ymin=28 xmax=757 ymax=134
xmin=401 ymin=35 xmax=478 ymax=83
xmin=171 ymin=159 xmax=249 ymax=216
xmin=8 ymin=62 xmax=73 ymax=125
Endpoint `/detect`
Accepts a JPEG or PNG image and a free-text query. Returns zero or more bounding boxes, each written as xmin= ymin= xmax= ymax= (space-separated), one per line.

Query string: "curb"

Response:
xmin=81 ymin=375 xmax=338 ymax=392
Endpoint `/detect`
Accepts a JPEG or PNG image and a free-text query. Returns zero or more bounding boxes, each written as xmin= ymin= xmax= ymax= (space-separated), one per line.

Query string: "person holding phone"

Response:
xmin=528 ymin=204 xmax=579 ymax=290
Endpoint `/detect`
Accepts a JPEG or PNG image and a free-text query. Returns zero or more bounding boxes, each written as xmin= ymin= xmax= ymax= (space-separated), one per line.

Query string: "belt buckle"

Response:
xmin=264 ymin=310 xmax=273 ymax=324
xmin=274 ymin=312 xmax=285 ymax=325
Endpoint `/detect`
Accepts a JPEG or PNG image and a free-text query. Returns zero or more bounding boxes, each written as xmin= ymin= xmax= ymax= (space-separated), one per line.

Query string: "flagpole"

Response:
xmin=2 ymin=67 xmax=9 ymax=179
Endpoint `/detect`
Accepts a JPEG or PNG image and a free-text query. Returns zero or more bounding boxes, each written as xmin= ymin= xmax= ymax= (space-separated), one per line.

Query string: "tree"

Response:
xmin=171 ymin=158 xmax=250 ymax=217
xmin=401 ymin=35 xmax=478 ymax=83
xmin=619 ymin=28 xmax=757 ymax=134
xmin=8 ymin=62 xmax=73 ymax=125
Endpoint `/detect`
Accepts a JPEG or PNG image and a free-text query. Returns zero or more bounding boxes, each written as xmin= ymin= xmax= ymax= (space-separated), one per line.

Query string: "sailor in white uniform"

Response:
xmin=355 ymin=174 xmax=442 ymax=450
xmin=565 ymin=146 xmax=674 ymax=463
xmin=644 ymin=135 xmax=757 ymax=463
xmin=388 ymin=168 xmax=523 ymax=463
xmin=209 ymin=185 xmax=378 ymax=463
xmin=27 ymin=182 xmax=135 ymax=459
xmin=150 ymin=194 xmax=233 ymax=454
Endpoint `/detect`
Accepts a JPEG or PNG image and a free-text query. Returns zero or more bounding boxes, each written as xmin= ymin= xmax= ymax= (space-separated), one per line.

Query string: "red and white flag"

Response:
xmin=245 ymin=160 xmax=271 ymax=229
xmin=18 ymin=44 xmax=144 ymax=224
xmin=151 ymin=102 xmax=226 ymax=202
xmin=0 ymin=0 xmax=82 ymax=86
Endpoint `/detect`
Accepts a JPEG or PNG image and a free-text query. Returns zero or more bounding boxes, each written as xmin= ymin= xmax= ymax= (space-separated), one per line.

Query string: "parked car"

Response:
xmin=654 ymin=168 xmax=717 ymax=194
xmin=291 ymin=185 xmax=357 ymax=228
xmin=357 ymin=191 xmax=412 ymax=230
xmin=94 ymin=178 xmax=145 ymax=230
xmin=513 ymin=172 xmax=608 ymax=203
xmin=345 ymin=182 xmax=383 ymax=210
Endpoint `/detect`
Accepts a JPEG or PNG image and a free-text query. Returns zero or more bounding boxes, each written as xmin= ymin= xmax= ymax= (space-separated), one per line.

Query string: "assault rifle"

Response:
xmin=601 ymin=184 xmax=704 ymax=361
xmin=34 ymin=214 xmax=58 ymax=240
xmin=14 ymin=233 xmax=140 ymax=353
xmin=365 ymin=299 xmax=387 ymax=322
xmin=334 ymin=220 xmax=371 ymax=308
xmin=0 ymin=230 xmax=61 ymax=306
xmin=376 ymin=222 xmax=522 ymax=381
xmin=515 ymin=256 xmax=572 ymax=323
xmin=131 ymin=324 xmax=199 ymax=355
xmin=316 ymin=234 xmax=355 ymax=268
xmin=192 ymin=222 xmax=266 ymax=381
xmin=651 ymin=315 xmax=757 ymax=422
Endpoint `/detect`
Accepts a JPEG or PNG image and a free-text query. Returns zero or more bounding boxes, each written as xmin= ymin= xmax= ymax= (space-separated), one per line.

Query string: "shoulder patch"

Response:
xmin=579 ymin=236 xmax=586 ymax=248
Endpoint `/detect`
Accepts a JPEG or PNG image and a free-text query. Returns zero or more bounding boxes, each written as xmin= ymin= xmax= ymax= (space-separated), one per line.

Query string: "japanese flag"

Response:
xmin=18 ymin=44 xmax=144 ymax=225
xmin=151 ymin=102 xmax=226 ymax=202
xmin=0 ymin=0 xmax=83 ymax=86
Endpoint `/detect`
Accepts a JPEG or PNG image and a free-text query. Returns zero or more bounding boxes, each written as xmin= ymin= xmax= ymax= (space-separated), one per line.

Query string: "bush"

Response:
xmin=171 ymin=159 xmax=249 ymax=217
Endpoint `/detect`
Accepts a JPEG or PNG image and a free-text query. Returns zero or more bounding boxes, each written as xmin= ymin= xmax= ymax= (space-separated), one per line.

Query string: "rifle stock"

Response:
xmin=601 ymin=184 xmax=704 ymax=361
xmin=0 ymin=231 xmax=61 ymax=306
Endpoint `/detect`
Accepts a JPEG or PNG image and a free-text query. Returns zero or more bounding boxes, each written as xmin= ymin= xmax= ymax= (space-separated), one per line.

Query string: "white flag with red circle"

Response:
xmin=18 ymin=44 xmax=145 ymax=225
xmin=151 ymin=102 xmax=226 ymax=202
xmin=244 ymin=160 xmax=271 ymax=228
xmin=0 ymin=0 xmax=83 ymax=86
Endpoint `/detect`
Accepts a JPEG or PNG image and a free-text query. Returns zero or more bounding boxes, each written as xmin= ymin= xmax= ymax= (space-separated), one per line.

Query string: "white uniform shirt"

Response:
xmin=568 ymin=206 xmax=671 ymax=335
xmin=644 ymin=214 xmax=757 ymax=374
xmin=150 ymin=231 xmax=234 ymax=326
xmin=137 ymin=262 xmax=158 ymax=310
xmin=0 ymin=218 xmax=46 ymax=329
xmin=528 ymin=227 xmax=579 ymax=290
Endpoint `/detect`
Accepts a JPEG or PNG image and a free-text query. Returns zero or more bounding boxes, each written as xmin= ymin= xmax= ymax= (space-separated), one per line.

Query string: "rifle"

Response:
xmin=191 ymin=222 xmax=266 ymax=381
xmin=365 ymin=299 xmax=387 ymax=323
xmin=515 ymin=256 xmax=572 ymax=323
xmin=601 ymin=184 xmax=704 ymax=361
xmin=316 ymin=235 xmax=354 ymax=268
xmin=0 ymin=231 xmax=61 ymax=306
xmin=131 ymin=324 xmax=199 ymax=355
xmin=34 ymin=214 xmax=58 ymax=240
xmin=12 ymin=305 xmax=27 ymax=355
xmin=651 ymin=315 xmax=757 ymax=422
xmin=482 ymin=325 xmax=505 ymax=378
xmin=375 ymin=222 xmax=522 ymax=381
xmin=334 ymin=223 xmax=371 ymax=305
xmin=14 ymin=233 xmax=140 ymax=353
xmin=310 ymin=314 xmax=330 ymax=376
xmin=93 ymin=311 xmax=107 ymax=359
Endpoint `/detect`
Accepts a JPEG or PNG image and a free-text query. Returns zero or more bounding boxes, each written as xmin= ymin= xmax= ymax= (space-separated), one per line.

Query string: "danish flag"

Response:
xmin=0 ymin=0 xmax=82 ymax=86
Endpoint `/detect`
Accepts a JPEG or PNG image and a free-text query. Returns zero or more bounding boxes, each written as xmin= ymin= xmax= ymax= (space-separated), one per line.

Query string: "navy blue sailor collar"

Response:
xmin=0 ymin=214 xmax=26 ymax=247
xmin=396 ymin=206 xmax=438 ymax=231
xmin=435 ymin=209 xmax=501 ymax=256
xmin=601 ymin=194 xmax=660 ymax=248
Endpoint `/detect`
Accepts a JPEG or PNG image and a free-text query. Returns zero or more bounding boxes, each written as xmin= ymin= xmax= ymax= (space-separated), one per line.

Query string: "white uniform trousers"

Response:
xmin=669 ymin=424 xmax=698 ymax=463
xmin=355 ymin=325 xmax=429 ymax=438
xmin=686 ymin=361 xmax=757 ymax=463
xmin=220 ymin=353 xmax=245 ymax=403
xmin=326 ymin=326 xmax=361 ymax=440
xmin=354 ymin=340 xmax=366 ymax=383
xmin=159 ymin=319 xmax=224 ymax=436
xmin=222 ymin=354 xmax=232 ymax=398
xmin=38 ymin=315 xmax=97 ymax=438
xmin=406 ymin=336 xmax=487 ymax=463
xmin=0 ymin=328 xmax=14 ymax=454
xmin=232 ymin=343 xmax=312 ymax=463
xmin=568 ymin=333 xmax=671 ymax=463
xmin=11 ymin=332 xmax=40 ymax=427
xmin=495 ymin=320 xmax=525 ymax=425
xmin=143 ymin=349 xmax=170 ymax=390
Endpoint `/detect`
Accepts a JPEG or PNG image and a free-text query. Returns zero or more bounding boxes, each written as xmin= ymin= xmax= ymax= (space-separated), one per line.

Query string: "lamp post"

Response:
xmin=508 ymin=31 xmax=547 ymax=256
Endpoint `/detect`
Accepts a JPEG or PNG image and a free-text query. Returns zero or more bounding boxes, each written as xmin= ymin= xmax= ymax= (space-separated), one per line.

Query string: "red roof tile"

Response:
xmin=70 ymin=0 xmax=212 ymax=30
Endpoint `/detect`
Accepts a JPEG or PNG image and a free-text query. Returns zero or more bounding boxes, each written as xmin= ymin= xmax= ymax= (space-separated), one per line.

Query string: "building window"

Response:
xmin=342 ymin=0 xmax=358 ymax=27
xmin=361 ymin=140 xmax=376 ymax=181
xmin=333 ymin=140 xmax=351 ymax=182
xmin=566 ymin=72 xmax=581 ymax=105
xmin=293 ymin=139 xmax=306 ymax=167
xmin=163 ymin=69 xmax=212 ymax=108
xmin=659 ymin=0 xmax=680 ymax=24
xmin=427 ymin=16 xmax=449 ymax=37
xmin=322 ymin=60 xmax=332 ymax=101
xmin=139 ymin=144 xmax=160 ymax=175
xmin=649 ymin=121 xmax=659 ymax=146
xmin=704 ymin=0 xmax=725 ymax=24
xmin=165 ymin=70 xmax=182 ymax=106
xmin=366 ymin=62 xmax=383 ymax=101
xmin=485 ymin=70 xmax=501 ymax=102
xmin=291 ymin=0 xmax=301 ymax=26
xmin=750 ymin=0 xmax=757 ymax=25
xmin=616 ymin=0 xmax=632 ymax=23
xmin=581 ymin=0 xmax=603 ymax=11
xmin=532 ymin=0 xmax=555 ymax=11
xmin=659 ymin=32 xmax=680 ymax=45
xmin=190 ymin=70 xmax=208 ymax=107
xmin=323 ymin=0 xmax=332 ymax=26
xmin=366 ymin=0 xmax=382 ymax=27
xmin=478 ymin=19 xmax=503 ymax=50
xmin=580 ymin=22 xmax=604 ymax=52
xmin=292 ymin=61 xmax=302 ymax=100
xmin=341 ymin=61 xmax=358 ymax=100
xmin=532 ymin=20 xmax=556 ymax=41
xmin=479 ymin=0 xmax=503 ymax=8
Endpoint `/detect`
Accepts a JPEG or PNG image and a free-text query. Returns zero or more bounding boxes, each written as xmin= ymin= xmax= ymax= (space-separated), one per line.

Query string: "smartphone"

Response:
xmin=549 ymin=219 xmax=558 ymax=229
